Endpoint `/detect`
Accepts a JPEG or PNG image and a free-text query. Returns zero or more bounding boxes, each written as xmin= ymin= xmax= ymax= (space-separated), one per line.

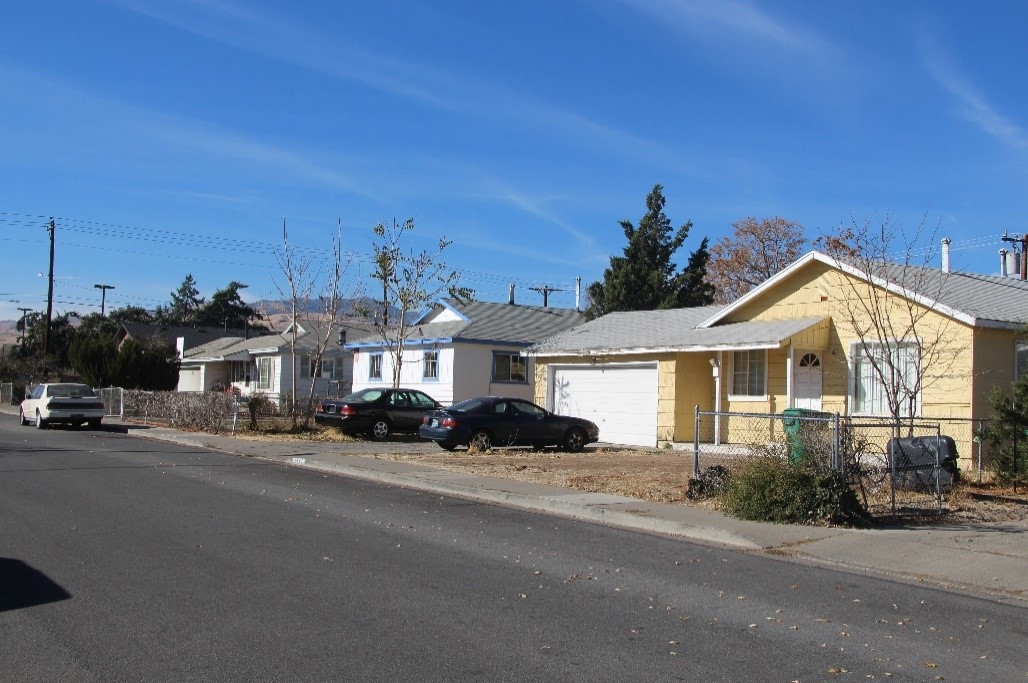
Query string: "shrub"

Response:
xmin=979 ymin=380 xmax=1028 ymax=487
xmin=720 ymin=455 xmax=868 ymax=526
xmin=686 ymin=465 xmax=731 ymax=500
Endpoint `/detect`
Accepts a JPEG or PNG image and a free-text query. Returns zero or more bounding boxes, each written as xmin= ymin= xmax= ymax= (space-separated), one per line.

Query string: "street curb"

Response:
xmin=264 ymin=453 xmax=766 ymax=550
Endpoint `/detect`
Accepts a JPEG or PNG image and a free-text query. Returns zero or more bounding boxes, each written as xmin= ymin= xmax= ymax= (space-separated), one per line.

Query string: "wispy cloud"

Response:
xmin=617 ymin=0 xmax=833 ymax=55
xmin=919 ymin=37 xmax=1028 ymax=151
xmin=0 ymin=64 xmax=368 ymax=196
xmin=107 ymin=0 xmax=689 ymax=170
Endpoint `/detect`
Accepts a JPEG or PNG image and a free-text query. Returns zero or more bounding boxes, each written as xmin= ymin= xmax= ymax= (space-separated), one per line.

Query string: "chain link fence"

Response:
xmin=692 ymin=409 xmax=964 ymax=518
xmin=0 ymin=382 xmax=12 ymax=405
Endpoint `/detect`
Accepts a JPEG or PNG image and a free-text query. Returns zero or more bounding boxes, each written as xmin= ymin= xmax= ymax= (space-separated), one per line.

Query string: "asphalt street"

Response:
xmin=2 ymin=423 xmax=1026 ymax=682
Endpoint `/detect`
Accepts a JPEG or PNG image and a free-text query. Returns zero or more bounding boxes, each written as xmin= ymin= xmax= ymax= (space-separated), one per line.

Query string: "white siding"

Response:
xmin=352 ymin=346 xmax=455 ymax=405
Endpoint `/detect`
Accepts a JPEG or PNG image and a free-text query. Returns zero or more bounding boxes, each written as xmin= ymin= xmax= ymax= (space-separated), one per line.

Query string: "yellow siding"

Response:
xmin=971 ymin=327 xmax=1017 ymax=420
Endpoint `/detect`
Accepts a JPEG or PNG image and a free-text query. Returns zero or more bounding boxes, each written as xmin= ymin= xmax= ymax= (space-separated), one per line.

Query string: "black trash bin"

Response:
xmin=886 ymin=435 xmax=960 ymax=491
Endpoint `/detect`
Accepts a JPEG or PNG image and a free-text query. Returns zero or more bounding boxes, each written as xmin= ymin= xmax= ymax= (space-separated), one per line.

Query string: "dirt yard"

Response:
xmin=236 ymin=426 xmax=1028 ymax=524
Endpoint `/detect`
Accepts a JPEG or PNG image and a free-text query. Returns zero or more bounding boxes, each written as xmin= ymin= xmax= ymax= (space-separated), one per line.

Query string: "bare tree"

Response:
xmin=273 ymin=219 xmax=316 ymax=429
xmin=363 ymin=218 xmax=472 ymax=388
xmin=706 ymin=217 xmax=806 ymax=304
xmin=815 ymin=213 xmax=962 ymax=428
xmin=297 ymin=220 xmax=357 ymax=428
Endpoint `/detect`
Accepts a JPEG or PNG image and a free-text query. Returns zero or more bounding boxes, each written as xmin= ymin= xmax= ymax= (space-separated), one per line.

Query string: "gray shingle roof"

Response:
xmin=876 ymin=261 xmax=1028 ymax=327
xmin=348 ymin=300 xmax=585 ymax=347
xmin=527 ymin=305 xmax=827 ymax=356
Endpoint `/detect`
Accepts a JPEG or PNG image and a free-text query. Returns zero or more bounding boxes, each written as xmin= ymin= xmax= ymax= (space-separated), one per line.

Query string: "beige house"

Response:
xmin=527 ymin=251 xmax=1028 ymax=461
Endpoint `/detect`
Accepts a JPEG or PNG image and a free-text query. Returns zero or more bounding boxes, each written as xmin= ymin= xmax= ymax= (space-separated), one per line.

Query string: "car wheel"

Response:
xmin=35 ymin=411 xmax=47 ymax=430
xmin=19 ymin=408 xmax=29 ymax=426
xmin=563 ymin=427 xmax=587 ymax=453
xmin=437 ymin=442 xmax=458 ymax=451
xmin=369 ymin=419 xmax=392 ymax=440
xmin=469 ymin=430 xmax=492 ymax=451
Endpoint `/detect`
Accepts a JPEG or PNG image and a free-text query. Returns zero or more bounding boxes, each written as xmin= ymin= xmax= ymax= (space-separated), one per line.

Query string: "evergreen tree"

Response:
xmin=159 ymin=274 xmax=205 ymax=326
xmin=586 ymin=184 xmax=712 ymax=319
xmin=979 ymin=373 xmax=1028 ymax=486
xmin=112 ymin=337 xmax=180 ymax=390
xmin=69 ymin=333 xmax=118 ymax=387
xmin=196 ymin=281 xmax=265 ymax=330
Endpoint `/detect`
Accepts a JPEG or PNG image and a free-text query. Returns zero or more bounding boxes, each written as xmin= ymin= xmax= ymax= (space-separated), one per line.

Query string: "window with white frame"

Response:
xmin=731 ymin=349 xmax=766 ymax=397
xmin=299 ymin=355 xmax=317 ymax=379
xmin=851 ymin=341 xmax=920 ymax=416
xmin=493 ymin=352 xmax=527 ymax=383
xmin=256 ymin=357 xmax=274 ymax=391
xmin=1017 ymin=341 xmax=1028 ymax=382
xmin=368 ymin=352 xmax=383 ymax=380
xmin=423 ymin=350 xmax=439 ymax=379
xmin=231 ymin=361 xmax=250 ymax=385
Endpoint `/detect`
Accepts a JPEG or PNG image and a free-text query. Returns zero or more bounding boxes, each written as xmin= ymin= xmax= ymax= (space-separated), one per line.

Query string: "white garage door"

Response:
xmin=551 ymin=364 xmax=658 ymax=447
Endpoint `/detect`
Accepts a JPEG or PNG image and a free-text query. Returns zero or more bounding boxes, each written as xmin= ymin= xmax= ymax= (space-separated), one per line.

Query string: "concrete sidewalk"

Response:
xmin=102 ymin=419 xmax=1026 ymax=606
xmin=7 ymin=402 xmax=1024 ymax=604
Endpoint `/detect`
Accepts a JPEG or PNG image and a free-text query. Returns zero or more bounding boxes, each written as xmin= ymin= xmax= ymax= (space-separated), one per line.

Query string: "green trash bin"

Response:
xmin=781 ymin=408 xmax=831 ymax=462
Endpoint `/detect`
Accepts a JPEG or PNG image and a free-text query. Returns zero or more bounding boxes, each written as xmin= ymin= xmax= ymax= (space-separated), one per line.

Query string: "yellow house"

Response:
xmin=527 ymin=251 xmax=1028 ymax=463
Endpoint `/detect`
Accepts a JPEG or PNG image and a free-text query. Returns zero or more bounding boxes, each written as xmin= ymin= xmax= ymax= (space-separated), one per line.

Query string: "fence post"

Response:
xmin=832 ymin=412 xmax=841 ymax=471
xmin=693 ymin=405 xmax=700 ymax=478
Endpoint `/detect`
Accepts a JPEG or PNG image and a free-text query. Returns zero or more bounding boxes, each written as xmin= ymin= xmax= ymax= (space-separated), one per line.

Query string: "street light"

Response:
xmin=94 ymin=283 xmax=115 ymax=317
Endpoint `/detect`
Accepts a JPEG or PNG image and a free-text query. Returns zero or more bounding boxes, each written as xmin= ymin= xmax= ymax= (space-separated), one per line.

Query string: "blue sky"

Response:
xmin=2 ymin=1 xmax=1026 ymax=322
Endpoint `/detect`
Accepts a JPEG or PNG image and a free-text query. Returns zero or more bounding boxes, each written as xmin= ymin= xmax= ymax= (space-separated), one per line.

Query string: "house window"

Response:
xmin=256 ymin=357 xmax=274 ymax=391
xmin=493 ymin=352 xmax=527 ymax=383
xmin=231 ymin=361 xmax=250 ymax=385
xmin=731 ymin=349 xmax=766 ymax=397
xmin=423 ymin=350 xmax=439 ymax=379
xmin=851 ymin=341 xmax=920 ymax=416
xmin=368 ymin=352 xmax=383 ymax=380
xmin=300 ymin=357 xmax=336 ymax=379
xmin=1017 ymin=341 xmax=1028 ymax=382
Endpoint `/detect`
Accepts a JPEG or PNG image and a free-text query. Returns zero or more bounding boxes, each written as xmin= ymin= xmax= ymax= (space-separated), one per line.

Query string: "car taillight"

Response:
xmin=421 ymin=415 xmax=430 ymax=425
xmin=340 ymin=405 xmax=356 ymax=416
xmin=315 ymin=402 xmax=324 ymax=413
xmin=441 ymin=417 xmax=458 ymax=428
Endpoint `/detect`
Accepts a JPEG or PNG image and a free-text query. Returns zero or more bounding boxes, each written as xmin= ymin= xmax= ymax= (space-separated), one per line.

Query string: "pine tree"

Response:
xmin=586 ymin=184 xmax=712 ymax=319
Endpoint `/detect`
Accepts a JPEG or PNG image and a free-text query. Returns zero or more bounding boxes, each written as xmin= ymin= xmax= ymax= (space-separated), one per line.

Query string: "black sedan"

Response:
xmin=418 ymin=396 xmax=600 ymax=452
xmin=315 ymin=388 xmax=442 ymax=439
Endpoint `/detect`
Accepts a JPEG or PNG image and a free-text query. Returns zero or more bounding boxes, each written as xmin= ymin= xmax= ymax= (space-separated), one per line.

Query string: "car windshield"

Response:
xmin=47 ymin=384 xmax=96 ymax=398
xmin=341 ymin=389 xmax=384 ymax=402
xmin=449 ymin=397 xmax=490 ymax=413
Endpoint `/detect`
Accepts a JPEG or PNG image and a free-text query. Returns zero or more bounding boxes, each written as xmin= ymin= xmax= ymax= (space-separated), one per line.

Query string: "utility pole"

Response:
xmin=94 ymin=283 xmax=115 ymax=316
xmin=44 ymin=218 xmax=55 ymax=356
xmin=1001 ymin=232 xmax=1028 ymax=281
xmin=17 ymin=307 xmax=32 ymax=346
xmin=529 ymin=285 xmax=565 ymax=308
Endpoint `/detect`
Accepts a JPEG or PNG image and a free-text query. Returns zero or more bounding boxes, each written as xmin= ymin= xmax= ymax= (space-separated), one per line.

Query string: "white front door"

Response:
xmin=794 ymin=351 xmax=823 ymax=411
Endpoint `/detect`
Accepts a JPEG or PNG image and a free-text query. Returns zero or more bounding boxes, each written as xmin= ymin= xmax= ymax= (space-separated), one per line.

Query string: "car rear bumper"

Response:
xmin=314 ymin=414 xmax=371 ymax=432
xmin=42 ymin=409 xmax=105 ymax=423
xmin=418 ymin=425 xmax=466 ymax=444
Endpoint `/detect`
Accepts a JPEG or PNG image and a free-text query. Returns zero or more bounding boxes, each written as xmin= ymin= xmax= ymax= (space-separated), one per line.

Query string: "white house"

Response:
xmin=176 ymin=320 xmax=374 ymax=404
xmin=347 ymin=299 xmax=584 ymax=405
